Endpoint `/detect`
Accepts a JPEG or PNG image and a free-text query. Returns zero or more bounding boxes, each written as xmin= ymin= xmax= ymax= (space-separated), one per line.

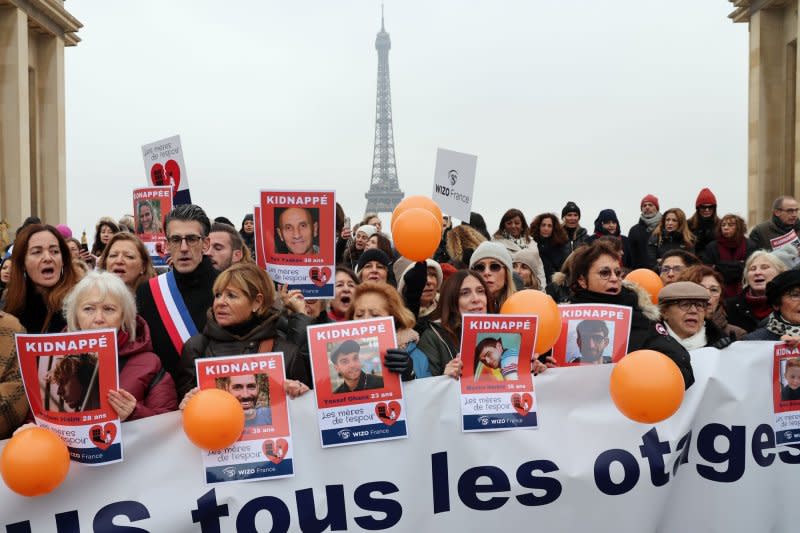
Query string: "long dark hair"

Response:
xmin=530 ymin=213 xmax=568 ymax=246
xmin=494 ymin=209 xmax=529 ymax=239
xmin=5 ymin=225 xmax=81 ymax=329
xmin=437 ymin=270 xmax=495 ymax=345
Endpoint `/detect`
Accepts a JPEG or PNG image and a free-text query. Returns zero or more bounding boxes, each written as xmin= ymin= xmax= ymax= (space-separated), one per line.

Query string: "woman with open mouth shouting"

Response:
xmin=4 ymin=224 xmax=82 ymax=333
xmin=725 ymin=250 xmax=787 ymax=333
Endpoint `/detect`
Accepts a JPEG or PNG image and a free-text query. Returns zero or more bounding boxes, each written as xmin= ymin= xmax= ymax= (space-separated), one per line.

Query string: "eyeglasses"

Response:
xmin=702 ymin=286 xmax=722 ymax=295
xmin=167 ymin=234 xmax=203 ymax=247
xmin=779 ymin=208 xmax=800 ymax=214
xmin=698 ymin=204 xmax=716 ymax=211
xmin=784 ymin=289 xmax=800 ymax=301
xmin=674 ymin=300 xmax=709 ymax=311
xmin=660 ymin=265 xmax=684 ymax=274
xmin=595 ymin=268 xmax=622 ymax=280
xmin=473 ymin=262 xmax=504 ymax=273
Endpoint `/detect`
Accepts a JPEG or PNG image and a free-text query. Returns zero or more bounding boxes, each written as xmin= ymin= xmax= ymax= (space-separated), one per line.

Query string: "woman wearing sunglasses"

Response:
xmin=567 ymin=240 xmax=695 ymax=388
xmin=468 ymin=242 xmax=516 ymax=309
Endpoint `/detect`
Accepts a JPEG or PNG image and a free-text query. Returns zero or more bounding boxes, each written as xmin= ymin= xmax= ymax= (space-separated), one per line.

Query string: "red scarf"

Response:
xmin=717 ymin=237 xmax=746 ymax=261
xmin=744 ymin=290 xmax=771 ymax=320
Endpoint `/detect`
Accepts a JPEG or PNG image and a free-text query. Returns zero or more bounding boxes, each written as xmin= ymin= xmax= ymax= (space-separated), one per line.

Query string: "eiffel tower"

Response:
xmin=364 ymin=6 xmax=404 ymax=214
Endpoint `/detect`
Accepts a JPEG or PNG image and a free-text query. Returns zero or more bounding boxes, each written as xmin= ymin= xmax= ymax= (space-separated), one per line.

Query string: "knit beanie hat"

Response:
xmin=355 ymin=224 xmax=378 ymax=238
xmin=356 ymin=248 xmax=391 ymax=274
xmin=397 ymin=259 xmax=444 ymax=294
xmin=695 ymin=188 xmax=717 ymax=208
xmin=561 ymin=201 xmax=581 ymax=218
xmin=771 ymin=244 xmax=800 ymax=271
xmin=55 ymin=224 xmax=73 ymax=239
xmin=641 ymin=194 xmax=659 ymax=210
xmin=512 ymin=249 xmax=541 ymax=274
xmin=469 ymin=241 xmax=513 ymax=273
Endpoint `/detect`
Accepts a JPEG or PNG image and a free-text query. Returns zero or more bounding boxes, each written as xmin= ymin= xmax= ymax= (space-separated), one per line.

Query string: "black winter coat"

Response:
xmin=536 ymin=238 xmax=570 ymax=284
xmin=690 ymin=217 xmax=718 ymax=258
xmin=177 ymin=313 xmax=310 ymax=398
xmin=724 ymin=292 xmax=769 ymax=333
xmin=136 ymin=256 xmax=219 ymax=380
xmin=628 ymin=219 xmax=656 ymax=270
xmin=570 ymin=287 xmax=695 ymax=389
xmin=646 ymin=232 xmax=695 ymax=269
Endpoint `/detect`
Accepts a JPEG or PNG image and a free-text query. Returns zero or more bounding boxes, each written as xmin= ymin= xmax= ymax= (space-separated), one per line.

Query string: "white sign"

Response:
xmin=141 ymin=134 xmax=191 ymax=205
xmin=432 ymin=147 xmax=477 ymax=221
xmin=1 ymin=343 xmax=798 ymax=532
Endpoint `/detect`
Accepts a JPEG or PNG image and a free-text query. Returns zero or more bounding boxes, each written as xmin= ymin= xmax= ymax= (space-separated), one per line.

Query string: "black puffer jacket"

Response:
xmin=569 ymin=284 xmax=695 ymax=389
xmin=177 ymin=312 xmax=310 ymax=398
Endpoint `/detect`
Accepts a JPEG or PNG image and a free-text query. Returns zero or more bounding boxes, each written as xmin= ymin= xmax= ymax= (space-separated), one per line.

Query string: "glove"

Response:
xmin=711 ymin=333 xmax=735 ymax=350
xmin=385 ymin=348 xmax=415 ymax=381
xmin=403 ymin=261 xmax=428 ymax=297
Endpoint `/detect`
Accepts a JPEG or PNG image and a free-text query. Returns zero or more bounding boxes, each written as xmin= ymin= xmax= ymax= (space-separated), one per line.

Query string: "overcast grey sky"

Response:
xmin=65 ymin=1 xmax=747 ymax=238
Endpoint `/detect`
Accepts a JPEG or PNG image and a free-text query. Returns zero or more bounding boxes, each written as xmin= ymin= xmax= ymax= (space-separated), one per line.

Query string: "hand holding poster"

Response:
xmin=195 ymin=354 xmax=294 ymax=484
xmin=432 ymin=147 xmax=477 ymax=222
xmin=141 ymin=135 xmax=190 ymax=205
xmin=307 ymin=317 xmax=408 ymax=447
xmin=551 ymin=304 xmax=633 ymax=365
xmin=459 ymin=314 xmax=539 ymax=431
xmin=258 ymin=190 xmax=335 ymax=298
xmin=133 ymin=186 xmax=172 ymax=266
xmin=15 ymin=330 xmax=123 ymax=465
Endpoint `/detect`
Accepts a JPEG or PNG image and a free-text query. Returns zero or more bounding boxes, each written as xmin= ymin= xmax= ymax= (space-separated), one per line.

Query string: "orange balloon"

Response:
xmin=183 ymin=389 xmax=245 ymax=451
xmin=609 ymin=350 xmax=684 ymax=423
xmin=1 ymin=427 xmax=70 ymax=497
xmin=625 ymin=268 xmax=663 ymax=305
xmin=500 ymin=290 xmax=562 ymax=353
xmin=391 ymin=195 xmax=443 ymax=232
xmin=392 ymin=208 xmax=442 ymax=262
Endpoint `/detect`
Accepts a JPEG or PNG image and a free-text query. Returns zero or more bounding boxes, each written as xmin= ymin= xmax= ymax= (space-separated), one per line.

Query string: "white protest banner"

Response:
xmin=141 ymin=135 xmax=191 ymax=205
xmin=3 ymin=342 xmax=800 ymax=532
xmin=432 ymin=147 xmax=477 ymax=221
xmin=15 ymin=330 xmax=123 ymax=465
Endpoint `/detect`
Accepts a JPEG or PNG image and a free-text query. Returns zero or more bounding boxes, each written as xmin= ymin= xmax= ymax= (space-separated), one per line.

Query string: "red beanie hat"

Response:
xmin=641 ymin=194 xmax=659 ymax=210
xmin=440 ymin=263 xmax=457 ymax=282
xmin=695 ymin=188 xmax=717 ymax=208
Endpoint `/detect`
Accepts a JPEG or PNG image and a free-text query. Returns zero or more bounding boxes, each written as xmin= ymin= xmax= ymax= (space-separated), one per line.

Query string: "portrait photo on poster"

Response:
xmin=274 ymin=206 xmax=320 ymax=256
xmin=566 ymin=319 xmax=615 ymax=364
xmin=779 ymin=357 xmax=800 ymax=402
xmin=215 ymin=373 xmax=272 ymax=428
xmin=38 ymin=353 xmax=101 ymax=413
xmin=473 ymin=333 xmax=521 ymax=382
xmin=135 ymin=199 xmax=163 ymax=235
xmin=327 ymin=337 xmax=384 ymax=394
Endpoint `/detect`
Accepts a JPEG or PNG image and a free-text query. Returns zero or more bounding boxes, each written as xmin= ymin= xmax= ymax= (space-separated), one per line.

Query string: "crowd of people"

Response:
xmin=2 ymin=188 xmax=800 ymax=439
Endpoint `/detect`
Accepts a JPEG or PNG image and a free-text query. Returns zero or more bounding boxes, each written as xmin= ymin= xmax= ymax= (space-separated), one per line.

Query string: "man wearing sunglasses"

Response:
xmin=136 ymin=204 xmax=218 ymax=379
xmin=749 ymin=195 xmax=800 ymax=251
xmin=570 ymin=320 xmax=612 ymax=364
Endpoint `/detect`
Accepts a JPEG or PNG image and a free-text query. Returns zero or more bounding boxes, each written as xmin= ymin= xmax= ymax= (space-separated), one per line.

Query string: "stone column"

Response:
xmin=0 ymin=6 xmax=31 ymax=229
xmin=36 ymin=33 xmax=66 ymax=225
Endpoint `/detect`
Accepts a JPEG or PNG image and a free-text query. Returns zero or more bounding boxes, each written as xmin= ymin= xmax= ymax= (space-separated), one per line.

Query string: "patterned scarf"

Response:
xmin=766 ymin=312 xmax=800 ymax=337
xmin=500 ymin=231 xmax=530 ymax=250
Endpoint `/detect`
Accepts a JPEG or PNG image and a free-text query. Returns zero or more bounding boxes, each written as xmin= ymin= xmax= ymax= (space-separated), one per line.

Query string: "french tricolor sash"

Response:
xmin=149 ymin=270 xmax=198 ymax=355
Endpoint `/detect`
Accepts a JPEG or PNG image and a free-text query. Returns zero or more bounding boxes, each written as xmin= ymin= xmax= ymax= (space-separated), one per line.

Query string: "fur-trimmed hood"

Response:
xmin=622 ymin=280 xmax=660 ymax=321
